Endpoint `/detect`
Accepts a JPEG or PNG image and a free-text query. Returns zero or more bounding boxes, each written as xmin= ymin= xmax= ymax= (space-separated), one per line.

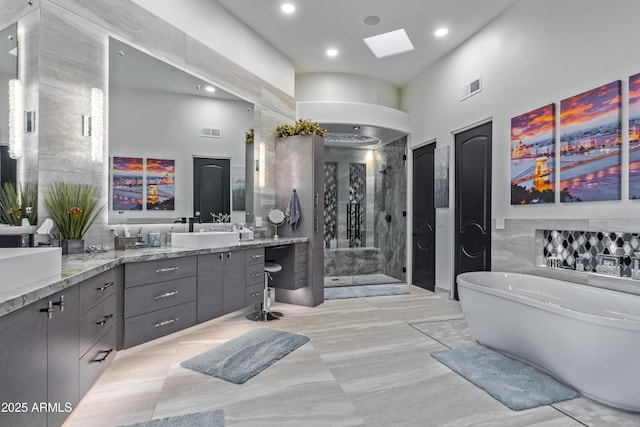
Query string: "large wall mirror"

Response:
xmin=0 ymin=23 xmax=18 ymax=186
xmin=108 ymin=38 xmax=254 ymax=225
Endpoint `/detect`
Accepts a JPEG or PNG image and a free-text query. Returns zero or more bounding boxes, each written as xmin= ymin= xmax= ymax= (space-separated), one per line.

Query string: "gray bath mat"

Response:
xmin=324 ymin=284 xmax=409 ymax=300
xmin=181 ymin=328 xmax=310 ymax=384
xmin=117 ymin=409 xmax=224 ymax=426
xmin=431 ymin=345 xmax=579 ymax=410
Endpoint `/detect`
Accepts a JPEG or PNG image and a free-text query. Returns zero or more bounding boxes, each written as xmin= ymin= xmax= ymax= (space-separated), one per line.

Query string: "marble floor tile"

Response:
xmin=64 ymin=285 xmax=640 ymax=427
xmin=411 ymin=318 xmax=477 ymax=349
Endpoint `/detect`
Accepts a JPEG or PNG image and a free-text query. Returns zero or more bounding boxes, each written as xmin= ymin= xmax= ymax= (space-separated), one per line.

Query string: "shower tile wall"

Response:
xmin=323 ymin=147 xmax=374 ymax=249
xmin=324 ymin=162 xmax=337 ymax=247
xmin=349 ymin=163 xmax=366 ymax=247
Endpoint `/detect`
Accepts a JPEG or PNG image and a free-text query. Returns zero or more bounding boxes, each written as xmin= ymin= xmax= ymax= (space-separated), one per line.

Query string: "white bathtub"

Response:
xmin=457 ymin=271 xmax=640 ymax=412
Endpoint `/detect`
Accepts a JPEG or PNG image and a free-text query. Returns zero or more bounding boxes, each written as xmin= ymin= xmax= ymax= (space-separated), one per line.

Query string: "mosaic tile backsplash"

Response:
xmin=543 ymin=229 xmax=640 ymax=277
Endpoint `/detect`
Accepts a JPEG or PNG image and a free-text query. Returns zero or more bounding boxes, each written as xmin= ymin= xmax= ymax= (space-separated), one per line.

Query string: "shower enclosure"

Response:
xmin=323 ymin=137 xmax=407 ymax=286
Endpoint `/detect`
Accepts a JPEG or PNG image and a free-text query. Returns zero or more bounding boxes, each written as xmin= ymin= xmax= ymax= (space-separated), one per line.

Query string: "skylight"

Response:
xmin=363 ymin=29 xmax=414 ymax=58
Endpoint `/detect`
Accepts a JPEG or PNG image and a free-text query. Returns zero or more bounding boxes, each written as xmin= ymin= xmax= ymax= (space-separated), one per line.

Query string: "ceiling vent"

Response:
xmin=201 ymin=127 xmax=221 ymax=138
xmin=460 ymin=76 xmax=482 ymax=101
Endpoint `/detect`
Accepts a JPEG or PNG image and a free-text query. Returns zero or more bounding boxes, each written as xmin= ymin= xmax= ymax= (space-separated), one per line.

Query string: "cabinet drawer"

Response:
xmin=245 ymin=283 xmax=264 ymax=306
xmin=294 ymin=255 xmax=307 ymax=273
xmin=246 ymin=263 xmax=264 ymax=286
xmin=294 ymin=243 xmax=307 ymax=257
xmin=245 ymin=248 xmax=264 ymax=265
xmin=79 ymin=267 xmax=119 ymax=314
xmin=79 ymin=325 xmax=116 ymax=396
xmin=79 ymin=293 xmax=117 ymax=357
xmin=124 ymin=301 xmax=196 ymax=348
xmin=125 ymin=256 xmax=197 ymax=288
xmin=124 ymin=276 xmax=196 ymax=318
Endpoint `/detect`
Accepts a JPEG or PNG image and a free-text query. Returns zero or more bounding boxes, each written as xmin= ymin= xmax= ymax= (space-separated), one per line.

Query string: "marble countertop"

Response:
xmin=0 ymin=237 xmax=307 ymax=317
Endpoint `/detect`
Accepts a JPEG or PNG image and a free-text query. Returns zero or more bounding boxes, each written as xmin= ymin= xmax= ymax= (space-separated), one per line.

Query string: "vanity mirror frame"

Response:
xmin=107 ymin=37 xmax=255 ymax=225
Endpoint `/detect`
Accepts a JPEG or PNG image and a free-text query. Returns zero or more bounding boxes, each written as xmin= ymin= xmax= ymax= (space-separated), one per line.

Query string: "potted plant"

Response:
xmin=0 ymin=182 xmax=37 ymax=226
xmin=275 ymin=118 xmax=326 ymax=138
xmin=41 ymin=182 xmax=105 ymax=254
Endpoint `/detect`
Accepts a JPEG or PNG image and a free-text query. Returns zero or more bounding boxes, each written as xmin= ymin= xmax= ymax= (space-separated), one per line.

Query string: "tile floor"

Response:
xmin=64 ymin=285 xmax=640 ymax=427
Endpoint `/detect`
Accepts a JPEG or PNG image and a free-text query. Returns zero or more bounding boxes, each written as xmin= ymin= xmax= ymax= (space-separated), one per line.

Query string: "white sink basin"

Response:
xmin=0 ymin=247 xmax=62 ymax=290
xmin=171 ymin=231 xmax=240 ymax=249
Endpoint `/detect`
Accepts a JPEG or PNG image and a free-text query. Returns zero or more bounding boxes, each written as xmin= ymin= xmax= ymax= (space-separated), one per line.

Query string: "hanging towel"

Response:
xmin=286 ymin=190 xmax=301 ymax=230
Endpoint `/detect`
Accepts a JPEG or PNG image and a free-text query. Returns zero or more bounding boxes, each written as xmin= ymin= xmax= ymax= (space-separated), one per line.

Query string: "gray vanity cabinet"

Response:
xmin=220 ymin=250 xmax=247 ymax=314
xmin=196 ymin=252 xmax=224 ymax=322
xmin=0 ymin=298 xmax=47 ymax=427
xmin=78 ymin=267 xmax=120 ymax=396
xmin=0 ymin=277 xmax=102 ymax=427
xmin=275 ymin=134 xmax=324 ymax=306
xmin=123 ymin=257 xmax=198 ymax=348
xmin=197 ymin=248 xmax=261 ymax=322
xmin=47 ymin=287 xmax=80 ymax=427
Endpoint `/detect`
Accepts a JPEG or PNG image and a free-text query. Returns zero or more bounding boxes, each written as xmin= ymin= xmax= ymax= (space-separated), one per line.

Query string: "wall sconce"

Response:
xmin=8 ymin=79 xmax=24 ymax=159
xmin=82 ymin=88 xmax=104 ymax=163
xmin=259 ymin=142 xmax=266 ymax=188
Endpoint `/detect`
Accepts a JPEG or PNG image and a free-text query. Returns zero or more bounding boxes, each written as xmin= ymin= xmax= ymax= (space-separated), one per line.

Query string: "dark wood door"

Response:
xmin=412 ymin=143 xmax=436 ymax=291
xmin=454 ymin=122 xmax=492 ymax=299
xmin=193 ymin=158 xmax=230 ymax=222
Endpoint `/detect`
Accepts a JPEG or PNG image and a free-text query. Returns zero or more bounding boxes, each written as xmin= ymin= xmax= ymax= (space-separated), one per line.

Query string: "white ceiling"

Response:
xmin=216 ymin=0 xmax=519 ymax=88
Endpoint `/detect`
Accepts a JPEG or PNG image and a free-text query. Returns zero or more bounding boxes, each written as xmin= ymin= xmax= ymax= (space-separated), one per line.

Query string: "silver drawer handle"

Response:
xmin=97 ymin=281 xmax=114 ymax=291
xmin=96 ymin=314 xmax=114 ymax=326
xmin=156 ymin=267 xmax=179 ymax=273
xmin=155 ymin=318 xmax=177 ymax=328
xmin=251 ymin=292 xmax=262 ymax=297
xmin=251 ymin=273 xmax=261 ymax=278
xmin=298 ymin=262 xmax=306 ymax=266
xmin=155 ymin=291 xmax=179 ymax=300
xmin=252 ymin=254 xmax=262 ymax=259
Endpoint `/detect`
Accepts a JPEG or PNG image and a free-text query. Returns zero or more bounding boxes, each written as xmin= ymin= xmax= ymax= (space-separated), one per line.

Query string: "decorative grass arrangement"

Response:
xmin=245 ymin=127 xmax=254 ymax=143
xmin=0 ymin=182 xmax=37 ymax=226
xmin=275 ymin=118 xmax=326 ymax=138
xmin=41 ymin=182 xmax=105 ymax=240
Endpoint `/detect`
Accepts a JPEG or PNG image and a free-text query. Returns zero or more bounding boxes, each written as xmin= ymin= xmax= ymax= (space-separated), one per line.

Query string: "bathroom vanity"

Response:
xmin=0 ymin=237 xmax=306 ymax=427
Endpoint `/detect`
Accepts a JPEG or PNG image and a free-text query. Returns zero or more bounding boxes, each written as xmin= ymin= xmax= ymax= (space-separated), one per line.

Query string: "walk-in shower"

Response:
xmin=323 ymin=137 xmax=407 ymax=286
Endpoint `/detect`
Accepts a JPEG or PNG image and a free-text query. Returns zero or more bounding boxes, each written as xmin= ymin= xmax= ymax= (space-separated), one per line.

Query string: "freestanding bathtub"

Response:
xmin=457 ymin=271 xmax=640 ymax=412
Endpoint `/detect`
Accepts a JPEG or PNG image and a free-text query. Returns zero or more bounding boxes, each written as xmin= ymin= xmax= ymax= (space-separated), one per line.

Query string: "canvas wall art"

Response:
xmin=146 ymin=158 xmax=175 ymax=210
xmin=559 ymin=81 xmax=622 ymax=202
xmin=629 ymin=73 xmax=640 ymax=199
xmin=510 ymin=104 xmax=556 ymax=204
xmin=112 ymin=157 xmax=143 ymax=210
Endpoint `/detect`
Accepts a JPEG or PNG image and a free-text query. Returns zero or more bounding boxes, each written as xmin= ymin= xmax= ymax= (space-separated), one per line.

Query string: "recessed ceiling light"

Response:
xmin=435 ymin=27 xmax=449 ymax=37
xmin=326 ymin=48 xmax=338 ymax=57
xmin=281 ymin=3 xmax=295 ymax=14
xmin=363 ymin=28 xmax=414 ymax=58
xmin=205 ymin=86 xmax=216 ymax=93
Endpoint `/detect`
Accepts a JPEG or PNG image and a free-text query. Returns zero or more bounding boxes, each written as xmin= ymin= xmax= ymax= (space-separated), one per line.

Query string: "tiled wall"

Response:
xmin=543 ymin=229 xmax=640 ymax=277
xmin=324 ymin=162 xmax=337 ymax=247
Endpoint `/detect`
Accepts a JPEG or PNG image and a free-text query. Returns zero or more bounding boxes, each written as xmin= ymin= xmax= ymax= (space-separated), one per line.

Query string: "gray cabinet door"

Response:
xmin=223 ymin=250 xmax=246 ymax=314
xmin=47 ymin=287 xmax=80 ymax=427
xmin=0 ymin=302 xmax=47 ymax=427
xmin=197 ymin=252 xmax=224 ymax=322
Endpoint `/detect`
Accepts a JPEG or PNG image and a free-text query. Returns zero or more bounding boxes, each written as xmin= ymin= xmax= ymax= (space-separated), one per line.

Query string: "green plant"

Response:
xmin=0 ymin=182 xmax=37 ymax=226
xmin=275 ymin=118 xmax=326 ymax=138
xmin=245 ymin=127 xmax=254 ymax=143
xmin=41 ymin=182 xmax=105 ymax=240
